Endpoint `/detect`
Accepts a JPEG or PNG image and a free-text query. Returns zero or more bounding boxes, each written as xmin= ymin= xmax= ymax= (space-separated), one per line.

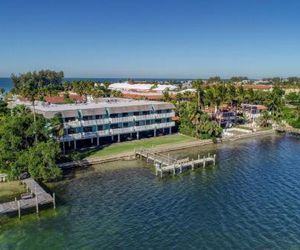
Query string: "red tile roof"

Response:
xmin=243 ymin=84 xmax=272 ymax=90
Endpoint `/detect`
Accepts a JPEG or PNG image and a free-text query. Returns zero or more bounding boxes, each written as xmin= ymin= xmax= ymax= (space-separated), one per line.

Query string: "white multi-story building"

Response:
xmin=30 ymin=98 xmax=175 ymax=151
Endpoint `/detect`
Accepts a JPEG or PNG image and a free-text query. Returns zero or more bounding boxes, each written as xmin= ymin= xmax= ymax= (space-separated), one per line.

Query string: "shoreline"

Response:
xmin=59 ymin=129 xmax=276 ymax=169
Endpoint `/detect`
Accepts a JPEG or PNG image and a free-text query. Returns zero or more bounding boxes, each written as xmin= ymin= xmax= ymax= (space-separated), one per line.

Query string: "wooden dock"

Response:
xmin=135 ymin=148 xmax=216 ymax=177
xmin=0 ymin=178 xmax=55 ymax=218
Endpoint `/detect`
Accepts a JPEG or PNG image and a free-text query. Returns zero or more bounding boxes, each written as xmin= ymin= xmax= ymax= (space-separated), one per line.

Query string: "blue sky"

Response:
xmin=1 ymin=0 xmax=300 ymax=78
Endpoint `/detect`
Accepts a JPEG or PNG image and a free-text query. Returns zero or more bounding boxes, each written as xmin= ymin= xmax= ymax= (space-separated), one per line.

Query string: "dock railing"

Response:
xmin=135 ymin=147 xmax=216 ymax=177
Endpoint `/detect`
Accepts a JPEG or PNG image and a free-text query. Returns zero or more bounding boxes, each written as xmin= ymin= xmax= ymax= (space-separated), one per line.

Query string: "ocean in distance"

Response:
xmin=0 ymin=78 xmax=124 ymax=91
xmin=1 ymin=135 xmax=300 ymax=249
xmin=0 ymin=77 xmax=187 ymax=92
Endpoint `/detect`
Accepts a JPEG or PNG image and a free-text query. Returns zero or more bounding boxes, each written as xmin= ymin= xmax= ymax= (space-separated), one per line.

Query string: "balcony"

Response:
xmin=155 ymin=111 xmax=175 ymax=119
xmin=110 ymin=127 xmax=134 ymax=135
xmin=156 ymin=122 xmax=175 ymax=129
xmin=95 ymin=118 xmax=110 ymax=125
xmin=61 ymin=133 xmax=83 ymax=141
xmin=65 ymin=120 xmax=81 ymax=127
xmin=61 ymin=121 xmax=176 ymax=141
xmin=110 ymin=116 xmax=134 ymax=123
xmin=134 ymin=124 xmax=157 ymax=132
xmin=134 ymin=114 xmax=156 ymax=121
xmin=81 ymin=131 xmax=98 ymax=139
xmin=81 ymin=120 xmax=97 ymax=126
xmin=97 ymin=130 xmax=110 ymax=137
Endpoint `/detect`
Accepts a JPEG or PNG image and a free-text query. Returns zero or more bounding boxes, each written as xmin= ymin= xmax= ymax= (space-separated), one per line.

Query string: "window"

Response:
xmin=83 ymin=116 xmax=93 ymax=121
xmin=67 ymin=128 xmax=76 ymax=134
xmin=111 ymin=123 xmax=121 ymax=129
xmin=97 ymin=125 xmax=103 ymax=131
xmin=83 ymin=126 xmax=93 ymax=132
xmin=65 ymin=117 xmax=75 ymax=122
xmin=110 ymin=113 xmax=118 ymax=118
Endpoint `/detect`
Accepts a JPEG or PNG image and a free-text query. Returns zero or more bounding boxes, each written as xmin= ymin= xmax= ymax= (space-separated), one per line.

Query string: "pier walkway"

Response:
xmin=0 ymin=178 xmax=55 ymax=217
xmin=135 ymin=147 xmax=216 ymax=177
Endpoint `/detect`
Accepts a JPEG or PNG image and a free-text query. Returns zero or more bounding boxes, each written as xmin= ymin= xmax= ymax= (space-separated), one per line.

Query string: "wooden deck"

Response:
xmin=135 ymin=148 xmax=216 ymax=177
xmin=0 ymin=178 xmax=55 ymax=217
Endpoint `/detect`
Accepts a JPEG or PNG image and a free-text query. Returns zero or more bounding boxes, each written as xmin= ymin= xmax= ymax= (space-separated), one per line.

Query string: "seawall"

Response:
xmin=59 ymin=129 xmax=276 ymax=169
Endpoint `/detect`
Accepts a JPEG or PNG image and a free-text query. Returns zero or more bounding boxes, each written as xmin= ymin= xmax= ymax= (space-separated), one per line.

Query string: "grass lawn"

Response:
xmin=0 ymin=181 xmax=26 ymax=203
xmin=85 ymin=134 xmax=197 ymax=159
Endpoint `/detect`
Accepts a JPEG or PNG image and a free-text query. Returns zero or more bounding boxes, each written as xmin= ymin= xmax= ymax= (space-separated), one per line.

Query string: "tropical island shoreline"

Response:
xmin=1 ymin=70 xmax=300 ymax=218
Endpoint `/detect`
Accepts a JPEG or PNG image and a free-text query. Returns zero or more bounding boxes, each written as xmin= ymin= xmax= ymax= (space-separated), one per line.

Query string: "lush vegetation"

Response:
xmin=11 ymin=70 xmax=123 ymax=100
xmin=170 ymin=81 xmax=286 ymax=139
xmin=0 ymin=104 xmax=62 ymax=181
xmin=4 ymin=70 xmax=300 ymax=181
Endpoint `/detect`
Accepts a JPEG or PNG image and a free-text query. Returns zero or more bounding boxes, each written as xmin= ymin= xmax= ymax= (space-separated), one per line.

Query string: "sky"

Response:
xmin=1 ymin=0 xmax=300 ymax=78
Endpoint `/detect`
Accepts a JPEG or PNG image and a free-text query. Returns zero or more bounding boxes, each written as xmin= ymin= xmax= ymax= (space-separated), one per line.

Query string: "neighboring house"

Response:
xmin=203 ymin=106 xmax=237 ymax=128
xmin=242 ymin=84 xmax=273 ymax=91
xmin=214 ymin=109 xmax=237 ymax=128
xmin=15 ymin=98 xmax=176 ymax=151
xmin=241 ymin=104 xmax=268 ymax=122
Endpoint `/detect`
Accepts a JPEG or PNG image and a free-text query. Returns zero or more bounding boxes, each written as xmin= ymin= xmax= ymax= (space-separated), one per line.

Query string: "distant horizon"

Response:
xmin=1 ymin=75 xmax=300 ymax=80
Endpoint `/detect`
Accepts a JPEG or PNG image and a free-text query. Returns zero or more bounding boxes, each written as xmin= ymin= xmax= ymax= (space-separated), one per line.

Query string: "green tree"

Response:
xmin=50 ymin=113 xmax=65 ymax=139
xmin=16 ymin=140 xmax=61 ymax=180
xmin=11 ymin=70 xmax=64 ymax=141
xmin=0 ymin=100 xmax=8 ymax=116
xmin=207 ymin=76 xmax=222 ymax=84
xmin=0 ymin=108 xmax=61 ymax=180
xmin=258 ymin=111 xmax=271 ymax=127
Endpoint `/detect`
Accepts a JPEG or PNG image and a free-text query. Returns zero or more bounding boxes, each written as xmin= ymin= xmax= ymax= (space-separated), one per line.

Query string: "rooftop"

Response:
xmin=15 ymin=98 xmax=173 ymax=112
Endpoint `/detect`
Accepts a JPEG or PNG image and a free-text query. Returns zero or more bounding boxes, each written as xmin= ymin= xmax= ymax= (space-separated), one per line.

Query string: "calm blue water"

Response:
xmin=0 ymin=78 xmax=12 ymax=92
xmin=0 ymin=78 xmax=123 ymax=91
xmin=1 ymin=135 xmax=300 ymax=249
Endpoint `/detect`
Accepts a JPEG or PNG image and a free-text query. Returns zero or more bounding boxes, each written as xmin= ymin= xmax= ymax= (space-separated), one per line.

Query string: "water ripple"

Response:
xmin=2 ymin=135 xmax=300 ymax=249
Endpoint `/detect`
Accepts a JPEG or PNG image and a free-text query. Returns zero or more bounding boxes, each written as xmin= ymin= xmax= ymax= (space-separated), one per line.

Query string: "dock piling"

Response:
xmin=35 ymin=195 xmax=39 ymax=214
xmin=135 ymin=148 xmax=216 ymax=177
xmin=53 ymin=193 xmax=56 ymax=209
xmin=17 ymin=200 xmax=21 ymax=219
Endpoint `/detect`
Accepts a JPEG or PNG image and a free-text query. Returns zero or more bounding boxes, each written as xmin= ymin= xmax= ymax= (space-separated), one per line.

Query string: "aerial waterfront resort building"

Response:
xmin=15 ymin=98 xmax=176 ymax=151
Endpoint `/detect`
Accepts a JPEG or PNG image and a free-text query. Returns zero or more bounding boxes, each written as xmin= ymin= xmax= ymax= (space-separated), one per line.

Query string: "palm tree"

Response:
xmin=11 ymin=105 xmax=31 ymax=117
xmin=259 ymin=111 xmax=271 ymax=127
xmin=20 ymin=80 xmax=40 ymax=142
xmin=50 ymin=113 xmax=65 ymax=139
xmin=192 ymin=80 xmax=205 ymax=111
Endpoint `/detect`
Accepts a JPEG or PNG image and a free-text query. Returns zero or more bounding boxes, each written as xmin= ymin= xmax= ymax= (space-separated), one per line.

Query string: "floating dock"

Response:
xmin=0 ymin=178 xmax=55 ymax=218
xmin=135 ymin=148 xmax=216 ymax=177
